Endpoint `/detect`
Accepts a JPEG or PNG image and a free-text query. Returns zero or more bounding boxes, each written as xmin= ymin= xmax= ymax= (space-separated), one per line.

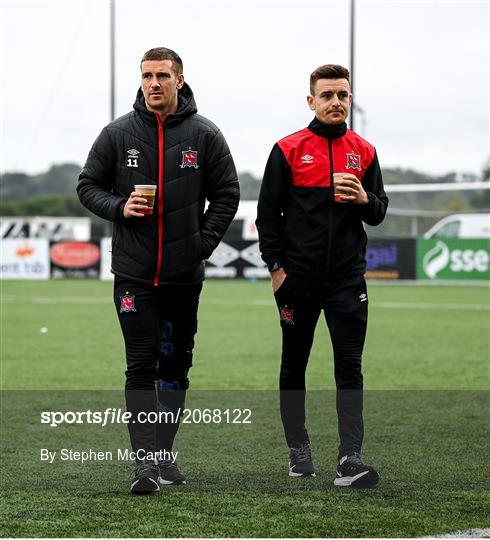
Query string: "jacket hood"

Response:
xmin=133 ymin=82 xmax=197 ymax=125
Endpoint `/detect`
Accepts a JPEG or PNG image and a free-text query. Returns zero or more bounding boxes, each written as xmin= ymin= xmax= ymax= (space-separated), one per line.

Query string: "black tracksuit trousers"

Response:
xmin=114 ymin=276 xmax=202 ymax=459
xmin=274 ymin=274 xmax=368 ymax=459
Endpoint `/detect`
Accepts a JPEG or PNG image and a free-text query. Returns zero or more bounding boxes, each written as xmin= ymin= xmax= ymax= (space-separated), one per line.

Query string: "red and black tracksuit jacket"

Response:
xmin=256 ymin=118 xmax=388 ymax=280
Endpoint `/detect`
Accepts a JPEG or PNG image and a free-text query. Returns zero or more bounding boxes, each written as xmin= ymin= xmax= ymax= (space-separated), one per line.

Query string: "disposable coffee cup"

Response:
xmin=333 ymin=173 xmax=347 ymax=203
xmin=134 ymin=185 xmax=156 ymax=215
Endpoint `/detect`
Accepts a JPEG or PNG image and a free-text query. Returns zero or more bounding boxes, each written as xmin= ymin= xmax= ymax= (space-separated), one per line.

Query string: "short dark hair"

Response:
xmin=140 ymin=47 xmax=183 ymax=75
xmin=310 ymin=64 xmax=350 ymax=94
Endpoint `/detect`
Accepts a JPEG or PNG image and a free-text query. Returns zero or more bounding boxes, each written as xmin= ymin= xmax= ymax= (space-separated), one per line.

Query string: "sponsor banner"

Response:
xmin=0 ymin=217 xmax=91 ymax=240
xmin=204 ymin=238 xmax=416 ymax=280
xmin=50 ymin=241 xmax=100 ymax=278
xmin=242 ymin=218 xmax=258 ymax=241
xmin=0 ymin=239 xmax=50 ymax=279
xmin=243 ymin=267 xmax=269 ymax=279
xmin=234 ymin=201 xmax=259 ymax=241
xmin=417 ymin=239 xmax=490 ymax=281
xmin=100 ymin=237 xmax=113 ymax=281
xmin=205 ymin=266 xmax=237 ymax=278
xmin=98 ymin=235 xmax=265 ymax=281
xmin=205 ymin=240 xmax=266 ymax=279
xmin=365 ymin=238 xmax=415 ymax=280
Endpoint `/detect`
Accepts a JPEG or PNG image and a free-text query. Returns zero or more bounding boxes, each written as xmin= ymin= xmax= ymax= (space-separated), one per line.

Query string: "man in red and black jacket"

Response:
xmin=78 ymin=47 xmax=239 ymax=494
xmin=256 ymin=64 xmax=387 ymax=488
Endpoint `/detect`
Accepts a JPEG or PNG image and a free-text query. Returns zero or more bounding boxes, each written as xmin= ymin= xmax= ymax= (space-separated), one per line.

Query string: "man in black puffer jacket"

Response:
xmin=78 ymin=47 xmax=239 ymax=494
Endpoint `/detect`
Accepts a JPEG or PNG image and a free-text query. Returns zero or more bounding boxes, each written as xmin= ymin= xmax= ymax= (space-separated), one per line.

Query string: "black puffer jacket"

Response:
xmin=77 ymin=83 xmax=239 ymax=286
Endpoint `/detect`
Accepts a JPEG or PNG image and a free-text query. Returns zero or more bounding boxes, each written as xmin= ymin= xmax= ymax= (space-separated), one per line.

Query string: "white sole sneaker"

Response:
xmin=159 ymin=477 xmax=186 ymax=485
xmin=131 ymin=477 xmax=160 ymax=494
xmin=289 ymin=467 xmax=316 ymax=478
xmin=334 ymin=469 xmax=379 ymax=488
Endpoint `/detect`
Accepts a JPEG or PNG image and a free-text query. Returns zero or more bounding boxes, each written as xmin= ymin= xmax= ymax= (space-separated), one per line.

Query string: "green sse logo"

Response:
xmin=421 ymin=240 xmax=489 ymax=279
xmin=449 ymin=249 xmax=488 ymax=272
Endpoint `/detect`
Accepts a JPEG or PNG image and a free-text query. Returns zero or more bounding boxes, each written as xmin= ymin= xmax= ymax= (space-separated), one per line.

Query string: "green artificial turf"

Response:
xmin=1 ymin=279 xmax=489 ymax=537
xmin=2 ymin=280 xmax=489 ymax=391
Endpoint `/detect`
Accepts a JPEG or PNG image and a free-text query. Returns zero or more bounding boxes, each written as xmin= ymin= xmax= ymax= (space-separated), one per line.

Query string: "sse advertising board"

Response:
xmin=0 ymin=239 xmax=50 ymax=279
xmin=417 ymin=239 xmax=490 ymax=281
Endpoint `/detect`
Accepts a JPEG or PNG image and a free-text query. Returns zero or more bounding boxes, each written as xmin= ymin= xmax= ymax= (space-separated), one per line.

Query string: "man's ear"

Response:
xmin=307 ymin=94 xmax=315 ymax=111
xmin=177 ymin=73 xmax=184 ymax=89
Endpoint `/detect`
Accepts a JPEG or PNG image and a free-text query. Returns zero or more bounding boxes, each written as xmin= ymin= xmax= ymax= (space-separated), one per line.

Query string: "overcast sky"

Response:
xmin=1 ymin=0 xmax=488 ymax=178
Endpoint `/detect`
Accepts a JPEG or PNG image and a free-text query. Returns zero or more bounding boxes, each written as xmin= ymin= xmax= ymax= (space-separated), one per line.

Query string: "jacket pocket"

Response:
xmin=273 ymin=275 xmax=289 ymax=296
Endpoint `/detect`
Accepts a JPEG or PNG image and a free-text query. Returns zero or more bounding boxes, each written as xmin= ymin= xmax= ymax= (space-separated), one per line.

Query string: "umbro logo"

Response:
xmin=359 ymin=293 xmax=367 ymax=302
xmin=126 ymin=148 xmax=140 ymax=168
xmin=301 ymin=154 xmax=314 ymax=164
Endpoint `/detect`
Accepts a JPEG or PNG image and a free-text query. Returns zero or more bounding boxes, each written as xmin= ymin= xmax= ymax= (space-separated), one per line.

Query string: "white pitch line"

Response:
xmin=0 ymin=296 xmax=488 ymax=311
xmin=423 ymin=528 xmax=490 ymax=538
xmin=32 ymin=297 xmax=112 ymax=304
xmin=371 ymin=302 xmax=489 ymax=311
xmin=205 ymin=300 xmax=489 ymax=310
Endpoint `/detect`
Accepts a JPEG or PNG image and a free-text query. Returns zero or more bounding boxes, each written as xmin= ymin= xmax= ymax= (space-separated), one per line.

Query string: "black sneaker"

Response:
xmin=334 ymin=452 xmax=379 ymax=488
xmin=130 ymin=459 xmax=160 ymax=494
xmin=158 ymin=459 xmax=186 ymax=485
xmin=289 ymin=443 xmax=316 ymax=477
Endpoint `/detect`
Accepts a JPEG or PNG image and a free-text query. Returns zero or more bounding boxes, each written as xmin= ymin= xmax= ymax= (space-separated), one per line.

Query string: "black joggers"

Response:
xmin=114 ymin=276 xmax=202 ymax=457
xmin=274 ymin=273 xmax=368 ymax=459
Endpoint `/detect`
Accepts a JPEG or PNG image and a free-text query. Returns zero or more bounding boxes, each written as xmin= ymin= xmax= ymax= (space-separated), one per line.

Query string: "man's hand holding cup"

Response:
xmin=333 ymin=173 xmax=368 ymax=205
xmin=124 ymin=185 xmax=157 ymax=218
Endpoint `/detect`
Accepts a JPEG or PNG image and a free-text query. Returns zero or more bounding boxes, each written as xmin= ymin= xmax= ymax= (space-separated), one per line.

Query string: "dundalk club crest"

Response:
xmin=180 ymin=148 xmax=199 ymax=169
xmin=279 ymin=307 xmax=294 ymax=325
xmin=346 ymin=152 xmax=361 ymax=170
xmin=120 ymin=293 xmax=137 ymax=313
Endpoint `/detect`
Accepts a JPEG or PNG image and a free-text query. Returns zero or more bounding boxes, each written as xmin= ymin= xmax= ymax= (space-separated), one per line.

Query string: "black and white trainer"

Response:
xmin=158 ymin=459 xmax=186 ymax=485
xmin=130 ymin=459 xmax=160 ymax=494
xmin=289 ymin=443 xmax=316 ymax=477
xmin=334 ymin=452 xmax=379 ymax=488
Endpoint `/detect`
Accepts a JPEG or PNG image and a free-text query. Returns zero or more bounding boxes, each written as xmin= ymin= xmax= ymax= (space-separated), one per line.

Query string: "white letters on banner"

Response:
xmin=0 ymin=217 xmax=91 ymax=240
xmin=0 ymin=239 xmax=50 ymax=279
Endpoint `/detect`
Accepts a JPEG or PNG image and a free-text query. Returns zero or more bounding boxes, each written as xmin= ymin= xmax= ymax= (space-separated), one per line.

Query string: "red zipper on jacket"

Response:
xmin=153 ymin=113 xmax=168 ymax=287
